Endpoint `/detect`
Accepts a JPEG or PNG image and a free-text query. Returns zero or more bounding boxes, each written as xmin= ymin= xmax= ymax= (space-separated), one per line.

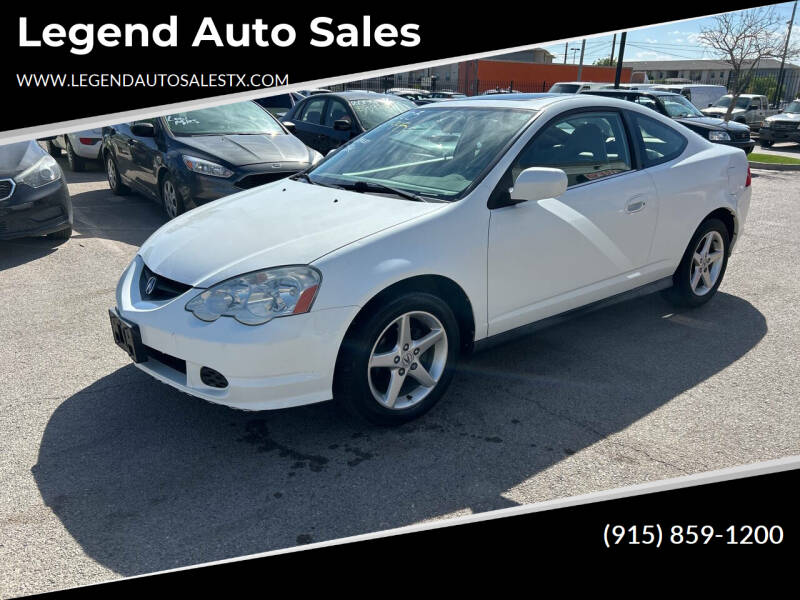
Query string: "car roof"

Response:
xmin=429 ymin=93 xmax=647 ymax=111
xmin=585 ymin=89 xmax=681 ymax=98
xmin=305 ymin=90 xmax=403 ymax=101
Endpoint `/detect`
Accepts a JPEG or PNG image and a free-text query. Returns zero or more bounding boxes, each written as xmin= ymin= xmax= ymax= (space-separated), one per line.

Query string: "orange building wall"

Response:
xmin=465 ymin=60 xmax=632 ymax=93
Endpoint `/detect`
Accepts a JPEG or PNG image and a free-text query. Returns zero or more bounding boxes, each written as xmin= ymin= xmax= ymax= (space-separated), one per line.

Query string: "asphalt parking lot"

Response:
xmin=1 ymin=158 xmax=799 ymax=596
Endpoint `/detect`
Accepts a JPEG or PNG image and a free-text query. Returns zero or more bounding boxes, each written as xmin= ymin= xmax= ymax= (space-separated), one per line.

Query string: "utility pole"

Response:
xmin=611 ymin=33 xmax=617 ymax=66
xmin=570 ymin=48 xmax=580 ymax=64
xmin=773 ymin=0 xmax=798 ymax=107
xmin=577 ymin=39 xmax=586 ymax=81
xmin=614 ymin=31 xmax=627 ymax=88
xmin=564 ymin=43 xmax=569 ymax=64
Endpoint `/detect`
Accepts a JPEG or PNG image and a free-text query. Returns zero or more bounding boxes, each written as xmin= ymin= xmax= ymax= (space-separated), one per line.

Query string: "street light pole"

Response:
xmin=773 ymin=0 xmax=798 ymax=107
xmin=611 ymin=33 xmax=617 ymax=66
xmin=577 ymin=39 xmax=586 ymax=81
xmin=614 ymin=32 xmax=627 ymax=88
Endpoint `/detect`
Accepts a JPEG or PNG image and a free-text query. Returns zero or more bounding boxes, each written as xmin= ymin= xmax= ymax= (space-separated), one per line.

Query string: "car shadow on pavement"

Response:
xmin=0 ymin=236 xmax=69 ymax=271
xmin=33 ymin=290 xmax=766 ymax=577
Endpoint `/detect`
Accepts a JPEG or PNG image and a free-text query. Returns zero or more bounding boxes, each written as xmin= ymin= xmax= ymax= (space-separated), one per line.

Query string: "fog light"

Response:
xmin=200 ymin=366 xmax=228 ymax=388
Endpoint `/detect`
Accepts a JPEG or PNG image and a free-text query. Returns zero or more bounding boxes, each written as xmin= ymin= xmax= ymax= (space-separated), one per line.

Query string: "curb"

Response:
xmin=748 ymin=161 xmax=800 ymax=171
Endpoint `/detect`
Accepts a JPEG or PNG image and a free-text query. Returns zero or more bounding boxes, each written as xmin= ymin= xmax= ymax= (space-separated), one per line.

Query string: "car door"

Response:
xmin=126 ymin=119 xmax=163 ymax=197
xmin=289 ymin=96 xmax=329 ymax=153
xmin=487 ymin=108 xmax=659 ymax=335
xmin=106 ymin=123 xmax=137 ymax=182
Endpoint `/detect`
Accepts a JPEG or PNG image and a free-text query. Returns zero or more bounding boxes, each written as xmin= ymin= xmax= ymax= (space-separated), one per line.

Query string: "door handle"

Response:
xmin=625 ymin=196 xmax=647 ymax=213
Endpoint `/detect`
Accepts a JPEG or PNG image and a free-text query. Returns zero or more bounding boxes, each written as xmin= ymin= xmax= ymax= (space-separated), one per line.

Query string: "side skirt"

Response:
xmin=473 ymin=276 xmax=674 ymax=353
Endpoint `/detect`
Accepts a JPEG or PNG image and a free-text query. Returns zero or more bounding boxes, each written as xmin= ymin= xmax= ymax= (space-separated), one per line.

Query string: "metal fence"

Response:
xmin=329 ymin=70 xmax=800 ymax=106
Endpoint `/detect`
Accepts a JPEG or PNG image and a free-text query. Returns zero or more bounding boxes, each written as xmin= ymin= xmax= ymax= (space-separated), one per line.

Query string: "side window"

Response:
xmin=634 ymin=96 xmax=658 ymax=112
xmin=489 ymin=111 xmax=632 ymax=207
xmin=324 ymin=99 xmax=350 ymax=128
xmin=298 ymin=98 xmax=326 ymax=124
xmin=632 ymin=113 xmax=687 ymax=167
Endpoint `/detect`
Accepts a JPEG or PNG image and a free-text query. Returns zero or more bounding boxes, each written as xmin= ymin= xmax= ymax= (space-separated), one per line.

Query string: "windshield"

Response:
xmin=713 ymin=96 xmax=751 ymax=110
xmin=164 ymin=102 xmax=284 ymax=136
xmin=661 ymin=94 xmax=704 ymax=118
xmin=307 ymin=107 xmax=535 ymax=201
xmin=784 ymin=101 xmax=800 ymax=114
xmin=549 ymin=84 xmax=580 ymax=93
xmin=350 ymin=98 xmax=416 ymax=130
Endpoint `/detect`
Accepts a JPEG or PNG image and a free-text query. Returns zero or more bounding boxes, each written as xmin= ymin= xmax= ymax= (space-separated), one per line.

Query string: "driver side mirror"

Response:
xmin=333 ymin=118 xmax=352 ymax=131
xmin=510 ymin=167 xmax=568 ymax=204
xmin=130 ymin=122 xmax=155 ymax=137
xmin=282 ymin=120 xmax=296 ymax=133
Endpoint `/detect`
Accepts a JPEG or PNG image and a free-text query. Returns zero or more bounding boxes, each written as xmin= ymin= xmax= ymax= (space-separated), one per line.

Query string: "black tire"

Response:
xmin=44 ymin=140 xmax=61 ymax=157
xmin=664 ymin=218 xmax=730 ymax=308
xmin=334 ymin=292 xmax=460 ymax=425
xmin=65 ymin=140 xmax=86 ymax=172
xmin=105 ymin=154 xmax=130 ymax=196
xmin=160 ymin=173 xmax=185 ymax=219
xmin=760 ymin=139 xmax=773 ymax=148
xmin=46 ymin=226 xmax=72 ymax=240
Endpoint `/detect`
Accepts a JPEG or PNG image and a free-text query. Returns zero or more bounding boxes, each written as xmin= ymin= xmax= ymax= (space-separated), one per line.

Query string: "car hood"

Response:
xmin=674 ymin=116 xmax=749 ymax=131
xmin=702 ymin=106 xmax=744 ymax=117
xmin=765 ymin=112 xmax=800 ymax=123
xmin=138 ymin=179 xmax=445 ymax=288
xmin=0 ymin=141 xmax=46 ymax=178
xmin=175 ymin=133 xmax=312 ymax=167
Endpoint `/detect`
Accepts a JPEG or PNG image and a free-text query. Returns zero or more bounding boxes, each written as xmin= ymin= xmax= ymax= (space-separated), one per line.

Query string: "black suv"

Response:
xmin=583 ymin=89 xmax=755 ymax=154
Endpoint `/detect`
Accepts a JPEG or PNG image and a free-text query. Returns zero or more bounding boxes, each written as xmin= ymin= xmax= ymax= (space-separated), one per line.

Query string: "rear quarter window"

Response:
xmin=632 ymin=113 xmax=687 ymax=167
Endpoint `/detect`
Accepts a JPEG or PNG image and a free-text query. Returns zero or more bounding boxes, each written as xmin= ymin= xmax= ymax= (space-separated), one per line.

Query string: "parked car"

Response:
xmin=40 ymin=129 xmax=103 ymax=171
xmin=548 ymin=81 xmax=610 ymax=94
xmin=281 ymin=91 xmax=416 ymax=155
xmin=110 ymin=94 xmax=751 ymax=425
xmin=650 ymin=84 xmax=727 ymax=109
xmin=758 ymin=99 xmax=800 ymax=147
xmin=482 ymin=88 xmax=522 ymax=95
xmin=427 ymin=91 xmax=467 ymax=100
xmin=101 ymin=101 xmax=322 ymax=219
xmin=702 ymin=94 xmax=779 ymax=130
xmin=0 ymin=140 xmax=72 ymax=240
xmin=583 ymin=89 xmax=754 ymax=153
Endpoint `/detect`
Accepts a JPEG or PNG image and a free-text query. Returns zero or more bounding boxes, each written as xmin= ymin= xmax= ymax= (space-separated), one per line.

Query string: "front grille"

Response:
xmin=235 ymin=171 xmax=298 ymax=189
xmin=0 ymin=179 xmax=14 ymax=201
xmin=144 ymin=345 xmax=187 ymax=374
xmin=140 ymin=263 xmax=192 ymax=301
xmin=772 ymin=121 xmax=798 ymax=131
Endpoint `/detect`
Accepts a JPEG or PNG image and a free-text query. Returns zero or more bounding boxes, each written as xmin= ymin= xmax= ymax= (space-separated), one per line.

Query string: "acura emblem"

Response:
xmin=145 ymin=276 xmax=157 ymax=295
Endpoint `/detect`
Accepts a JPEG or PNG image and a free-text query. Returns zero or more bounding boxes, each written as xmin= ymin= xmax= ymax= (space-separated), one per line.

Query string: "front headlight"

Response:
xmin=709 ymin=131 xmax=731 ymax=141
xmin=182 ymin=155 xmax=233 ymax=178
xmin=14 ymin=155 xmax=62 ymax=188
xmin=185 ymin=266 xmax=321 ymax=325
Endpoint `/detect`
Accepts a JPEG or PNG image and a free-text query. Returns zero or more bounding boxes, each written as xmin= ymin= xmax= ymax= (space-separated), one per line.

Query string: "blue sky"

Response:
xmin=539 ymin=3 xmax=799 ymax=65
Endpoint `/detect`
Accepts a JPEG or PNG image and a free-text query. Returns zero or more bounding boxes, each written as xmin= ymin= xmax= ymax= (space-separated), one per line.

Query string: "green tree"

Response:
xmin=593 ymin=57 xmax=616 ymax=66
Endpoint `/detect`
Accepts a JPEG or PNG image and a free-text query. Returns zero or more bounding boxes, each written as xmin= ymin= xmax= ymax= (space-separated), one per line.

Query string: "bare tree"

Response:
xmin=699 ymin=7 xmax=799 ymax=120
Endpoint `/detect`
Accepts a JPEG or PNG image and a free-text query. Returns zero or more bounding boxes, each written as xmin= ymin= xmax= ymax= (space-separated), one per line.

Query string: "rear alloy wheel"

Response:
xmin=65 ymin=140 xmax=86 ymax=172
xmin=105 ymin=155 xmax=129 ymax=196
xmin=335 ymin=293 xmax=459 ymax=425
xmin=665 ymin=218 xmax=730 ymax=307
xmin=161 ymin=175 xmax=185 ymax=219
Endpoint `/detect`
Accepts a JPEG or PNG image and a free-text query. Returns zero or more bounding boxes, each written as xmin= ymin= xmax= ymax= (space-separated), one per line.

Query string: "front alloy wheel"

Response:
xmin=367 ymin=311 xmax=448 ymax=410
xmin=334 ymin=292 xmax=460 ymax=425
xmin=161 ymin=176 xmax=184 ymax=219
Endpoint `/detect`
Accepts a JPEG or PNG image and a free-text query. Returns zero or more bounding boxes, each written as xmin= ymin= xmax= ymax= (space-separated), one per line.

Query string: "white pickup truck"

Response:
xmin=702 ymin=94 xmax=780 ymax=130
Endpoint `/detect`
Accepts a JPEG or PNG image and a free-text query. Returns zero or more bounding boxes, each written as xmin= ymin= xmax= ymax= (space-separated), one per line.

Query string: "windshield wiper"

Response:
xmin=290 ymin=172 xmax=345 ymax=190
xmin=344 ymin=180 xmax=431 ymax=203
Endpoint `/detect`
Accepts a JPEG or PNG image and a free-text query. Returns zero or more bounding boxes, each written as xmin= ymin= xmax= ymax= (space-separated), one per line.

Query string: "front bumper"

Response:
xmin=759 ymin=127 xmax=800 ymax=144
xmin=0 ymin=178 xmax=72 ymax=240
xmin=714 ymin=138 xmax=756 ymax=153
xmin=114 ymin=255 xmax=358 ymax=410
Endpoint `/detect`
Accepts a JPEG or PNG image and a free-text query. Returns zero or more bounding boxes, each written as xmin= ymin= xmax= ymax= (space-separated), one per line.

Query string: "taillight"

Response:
xmin=745 ymin=166 xmax=751 ymax=187
xmin=78 ymin=137 xmax=100 ymax=145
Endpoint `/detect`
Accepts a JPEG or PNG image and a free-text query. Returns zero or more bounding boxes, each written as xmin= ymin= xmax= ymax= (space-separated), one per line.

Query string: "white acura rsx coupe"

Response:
xmin=111 ymin=94 xmax=751 ymax=425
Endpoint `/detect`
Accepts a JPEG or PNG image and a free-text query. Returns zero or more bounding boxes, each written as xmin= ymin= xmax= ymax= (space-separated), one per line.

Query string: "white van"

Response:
xmin=650 ymin=84 xmax=727 ymax=109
